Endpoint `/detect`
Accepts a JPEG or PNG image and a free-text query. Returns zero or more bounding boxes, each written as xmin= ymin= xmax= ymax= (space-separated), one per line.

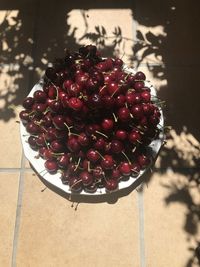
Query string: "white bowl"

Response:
xmin=20 ymin=67 xmax=164 ymax=196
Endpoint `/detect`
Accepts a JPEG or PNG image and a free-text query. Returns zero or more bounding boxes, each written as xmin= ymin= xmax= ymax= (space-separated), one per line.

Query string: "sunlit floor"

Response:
xmin=0 ymin=1 xmax=200 ymax=267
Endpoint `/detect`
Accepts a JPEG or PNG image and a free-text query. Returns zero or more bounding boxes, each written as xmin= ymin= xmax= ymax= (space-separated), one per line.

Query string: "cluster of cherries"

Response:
xmin=20 ymin=45 xmax=161 ymax=193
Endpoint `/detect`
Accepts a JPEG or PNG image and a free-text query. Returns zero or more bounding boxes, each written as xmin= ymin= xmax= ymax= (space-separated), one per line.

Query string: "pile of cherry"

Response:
xmin=20 ymin=45 xmax=161 ymax=194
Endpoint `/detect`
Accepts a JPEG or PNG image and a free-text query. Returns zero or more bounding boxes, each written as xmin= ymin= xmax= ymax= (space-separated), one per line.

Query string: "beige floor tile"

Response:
xmin=0 ymin=3 xmax=36 ymax=167
xmin=67 ymin=8 xmax=134 ymax=64
xmin=134 ymin=1 xmax=200 ymax=67
xmin=143 ymin=171 xmax=200 ymax=267
xmin=0 ymin=104 xmax=23 ymax=168
xmin=0 ymin=172 xmax=19 ymax=267
xmin=16 ymin=172 xmax=140 ymax=267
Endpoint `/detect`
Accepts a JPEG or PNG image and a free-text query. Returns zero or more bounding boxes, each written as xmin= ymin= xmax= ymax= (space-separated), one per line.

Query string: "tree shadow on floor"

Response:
xmin=0 ymin=0 xmax=200 ymax=265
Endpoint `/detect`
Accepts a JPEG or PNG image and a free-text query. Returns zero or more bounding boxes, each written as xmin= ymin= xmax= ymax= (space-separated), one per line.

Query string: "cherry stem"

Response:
xmin=88 ymin=161 xmax=91 ymax=173
xmin=112 ymin=113 xmax=118 ymax=123
xmin=121 ymin=151 xmax=131 ymax=164
xmin=132 ymin=147 xmax=136 ymax=153
xmin=44 ymin=137 xmax=49 ymax=148
xmin=74 ymin=157 xmax=81 ymax=171
xmin=44 ymin=107 xmax=50 ymax=115
xmin=70 ymin=179 xmax=82 ymax=189
xmin=64 ymin=123 xmax=73 ymax=136
xmin=95 ymin=150 xmax=105 ymax=160
xmin=99 ymin=85 xmax=106 ymax=92
xmin=95 ymin=130 xmax=108 ymax=139
xmin=111 ymin=89 xmax=119 ymax=98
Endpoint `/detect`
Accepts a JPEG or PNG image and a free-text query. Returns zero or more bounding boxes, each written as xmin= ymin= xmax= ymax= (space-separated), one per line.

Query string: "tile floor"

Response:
xmin=0 ymin=1 xmax=200 ymax=267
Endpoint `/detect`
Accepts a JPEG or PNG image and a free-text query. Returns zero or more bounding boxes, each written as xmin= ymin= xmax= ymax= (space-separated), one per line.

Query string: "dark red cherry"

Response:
xmin=101 ymin=155 xmax=114 ymax=170
xmin=44 ymin=159 xmax=58 ymax=173
xmin=22 ymin=97 xmax=34 ymax=109
xmin=80 ymin=171 xmax=93 ymax=186
xmin=86 ymin=149 xmax=100 ymax=163
xmin=105 ymin=179 xmax=118 ymax=192
xmin=119 ymin=162 xmax=132 ymax=176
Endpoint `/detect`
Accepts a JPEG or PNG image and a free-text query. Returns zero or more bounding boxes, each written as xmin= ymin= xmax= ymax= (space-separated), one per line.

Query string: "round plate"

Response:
xmin=20 ymin=67 xmax=164 ymax=196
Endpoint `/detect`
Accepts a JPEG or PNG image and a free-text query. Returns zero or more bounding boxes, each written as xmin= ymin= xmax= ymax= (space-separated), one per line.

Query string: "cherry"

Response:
xmin=119 ymin=162 xmax=132 ymax=176
xmin=33 ymin=103 xmax=47 ymax=114
xmin=87 ymin=149 xmax=100 ymax=163
xmin=45 ymin=67 xmax=57 ymax=81
xmin=68 ymin=83 xmax=81 ymax=97
xmin=58 ymin=154 xmax=70 ymax=168
xmin=126 ymin=92 xmax=141 ymax=105
xmin=118 ymin=107 xmax=131 ymax=122
xmin=115 ymin=129 xmax=127 ymax=141
xmin=107 ymin=82 xmax=119 ymax=96
xmin=36 ymin=133 xmax=46 ymax=147
xmin=22 ymin=97 xmax=34 ymax=109
xmin=26 ymin=122 xmax=40 ymax=134
xmin=114 ymin=58 xmax=123 ymax=67
xmin=128 ymin=130 xmax=141 ymax=144
xmin=39 ymin=147 xmax=46 ymax=158
xmin=33 ymin=90 xmax=47 ymax=103
xmin=137 ymin=154 xmax=150 ymax=168
xmin=77 ymin=132 xmax=89 ymax=146
xmin=101 ymin=155 xmax=114 ymax=170
xmin=105 ymin=179 xmax=118 ymax=192
xmin=49 ymin=100 xmax=63 ymax=113
xmin=84 ymin=184 xmax=97 ymax=193
xmin=101 ymin=118 xmax=114 ymax=132
xmin=69 ymin=176 xmax=82 ymax=192
xmin=19 ymin=110 xmax=30 ymax=124
xmin=68 ymin=97 xmax=83 ymax=111
xmin=63 ymin=79 xmax=73 ymax=91
xmin=131 ymin=105 xmax=143 ymax=119
xmin=53 ymin=115 xmax=65 ymax=130
xmin=111 ymin=169 xmax=121 ymax=180
xmin=94 ymin=138 xmax=106 ymax=151
xmin=51 ymin=140 xmax=64 ymax=152
xmin=115 ymin=94 xmax=126 ymax=107
xmin=44 ymin=159 xmax=58 ymax=173
xmin=93 ymin=165 xmax=104 ymax=179
xmin=141 ymin=90 xmax=151 ymax=103
xmin=28 ymin=136 xmax=38 ymax=149
xmin=45 ymin=128 xmax=58 ymax=142
xmin=43 ymin=148 xmax=54 ymax=160
xmin=75 ymin=72 xmax=89 ymax=89
xmin=67 ymin=136 xmax=80 ymax=152
xmin=80 ymin=171 xmax=93 ymax=186
xmin=134 ymin=81 xmax=144 ymax=91
xmin=102 ymin=95 xmax=115 ymax=108
xmin=111 ymin=140 xmax=124 ymax=154
xmin=135 ymin=71 xmax=146 ymax=81
xmin=127 ymin=75 xmax=136 ymax=86
xmin=131 ymin=162 xmax=141 ymax=176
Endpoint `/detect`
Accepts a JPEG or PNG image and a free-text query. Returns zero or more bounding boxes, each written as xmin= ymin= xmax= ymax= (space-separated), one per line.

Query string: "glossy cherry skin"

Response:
xmin=80 ymin=171 xmax=93 ymax=186
xmin=105 ymin=179 xmax=118 ymax=192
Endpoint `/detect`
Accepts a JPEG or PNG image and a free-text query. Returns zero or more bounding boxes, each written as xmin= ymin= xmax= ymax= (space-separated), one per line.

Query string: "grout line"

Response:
xmin=132 ymin=12 xmax=146 ymax=267
xmin=11 ymin=2 xmax=40 ymax=263
xmin=137 ymin=189 xmax=146 ymax=267
xmin=11 ymin=152 xmax=25 ymax=267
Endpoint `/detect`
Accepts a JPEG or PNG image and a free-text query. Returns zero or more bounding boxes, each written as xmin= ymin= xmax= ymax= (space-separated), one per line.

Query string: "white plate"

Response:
xmin=20 ymin=67 xmax=164 ymax=196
